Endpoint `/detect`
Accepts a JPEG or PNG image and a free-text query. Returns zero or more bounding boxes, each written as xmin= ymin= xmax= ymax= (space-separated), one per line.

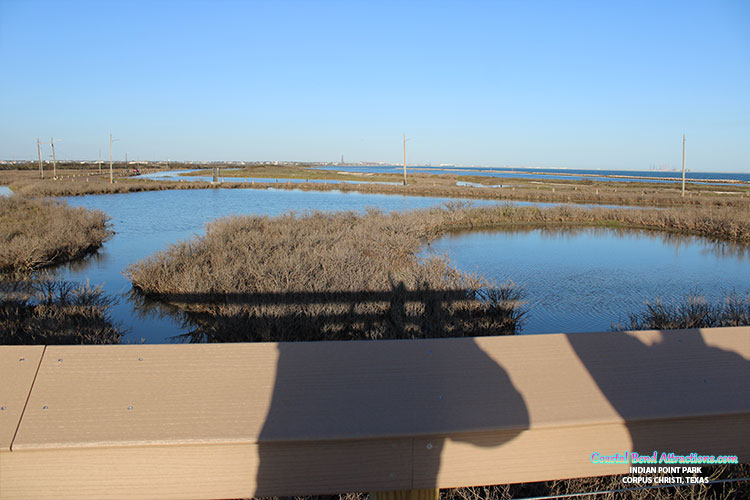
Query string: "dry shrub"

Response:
xmin=618 ymin=292 xmax=750 ymax=331
xmin=0 ymin=196 xmax=111 ymax=272
xmin=128 ymin=210 xmax=524 ymax=342
xmin=418 ymin=203 xmax=750 ymax=244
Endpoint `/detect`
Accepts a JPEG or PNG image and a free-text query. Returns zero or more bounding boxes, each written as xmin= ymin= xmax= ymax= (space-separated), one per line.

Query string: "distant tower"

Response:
xmin=340 ymin=154 xmax=344 ymax=165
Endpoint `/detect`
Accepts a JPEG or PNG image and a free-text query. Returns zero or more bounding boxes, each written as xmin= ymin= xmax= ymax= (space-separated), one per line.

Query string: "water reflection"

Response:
xmin=445 ymin=226 xmax=750 ymax=262
xmin=425 ymin=226 xmax=750 ymax=335
xmin=58 ymin=248 xmax=110 ymax=272
xmin=127 ymin=285 xmax=523 ymax=344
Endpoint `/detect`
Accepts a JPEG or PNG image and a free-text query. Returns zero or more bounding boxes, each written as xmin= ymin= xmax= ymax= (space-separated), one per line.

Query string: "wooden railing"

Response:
xmin=1 ymin=327 xmax=748 ymax=499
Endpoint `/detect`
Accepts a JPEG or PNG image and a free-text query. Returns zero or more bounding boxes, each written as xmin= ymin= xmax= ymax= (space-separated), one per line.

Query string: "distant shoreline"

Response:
xmin=400 ymin=166 xmax=750 ymax=185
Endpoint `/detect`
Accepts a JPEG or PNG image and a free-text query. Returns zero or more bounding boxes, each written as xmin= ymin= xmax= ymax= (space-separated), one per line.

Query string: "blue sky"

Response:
xmin=1 ymin=0 xmax=748 ymax=171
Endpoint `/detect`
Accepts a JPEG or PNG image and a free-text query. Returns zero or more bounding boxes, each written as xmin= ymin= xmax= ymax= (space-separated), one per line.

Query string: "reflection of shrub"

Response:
xmin=0 ymin=278 xmax=122 ymax=344
xmin=618 ymin=293 xmax=750 ymax=331
xmin=0 ymin=196 xmax=110 ymax=272
xmin=128 ymin=211 xmax=525 ymax=342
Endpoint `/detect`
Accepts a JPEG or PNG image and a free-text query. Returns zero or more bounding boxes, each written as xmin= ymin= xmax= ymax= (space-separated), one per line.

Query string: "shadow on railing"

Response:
xmin=256 ymin=338 xmax=530 ymax=494
xmin=568 ymin=328 xmax=750 ymax=462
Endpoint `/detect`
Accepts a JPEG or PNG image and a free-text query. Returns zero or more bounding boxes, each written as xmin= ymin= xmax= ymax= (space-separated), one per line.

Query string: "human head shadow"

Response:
xmin=254 ymin=338 xmax=529 ymax=496
xmin=567 ymin=329 xmax=750 ymax=459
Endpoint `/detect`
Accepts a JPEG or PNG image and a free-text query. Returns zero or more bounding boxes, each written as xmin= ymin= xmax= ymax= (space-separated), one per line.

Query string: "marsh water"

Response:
xmin=318 ymin=165 xmax=750 ymax=186
xmin=424 ymin=227 xmax=749 ymax=334
xmin=52 ymin=188 xmax=748 ymax=342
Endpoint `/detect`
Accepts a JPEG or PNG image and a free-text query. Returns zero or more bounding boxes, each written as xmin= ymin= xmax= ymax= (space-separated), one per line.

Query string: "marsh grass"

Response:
xmin=6 ymin=172 xmax=223 ymax=197
xmin=0 ymin=277 xmax=122 ymax=344
xmin=0 ymin=196 xmax=111 ymax=272
xmin=128 ymin=210 xmax=524 ymax=342
xmin=424 ymin=202 xmax=750 ymax=244
xmin=618 ymin=292 xmax=750 ymax=330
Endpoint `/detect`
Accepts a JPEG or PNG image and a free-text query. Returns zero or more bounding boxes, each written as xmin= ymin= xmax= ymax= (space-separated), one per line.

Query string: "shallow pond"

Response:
xmin=424 ymin=227 xmax=749 ymax=334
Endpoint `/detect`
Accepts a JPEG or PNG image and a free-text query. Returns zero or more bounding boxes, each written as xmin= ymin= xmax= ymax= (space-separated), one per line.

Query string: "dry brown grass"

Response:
xmin=0 ymin=196 xmax=111 ymax=272
xmin=3 ymin=169 xmax=223 ymax=197
xmin=128 ymin=210 xmax=524 ymax=342
xmin=422 ymin=202 xmax=750 ymax=244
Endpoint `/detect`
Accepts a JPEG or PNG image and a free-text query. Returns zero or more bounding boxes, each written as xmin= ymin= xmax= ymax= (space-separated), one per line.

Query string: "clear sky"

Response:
xmin=1 ymin=0 xmax=748 ymax=172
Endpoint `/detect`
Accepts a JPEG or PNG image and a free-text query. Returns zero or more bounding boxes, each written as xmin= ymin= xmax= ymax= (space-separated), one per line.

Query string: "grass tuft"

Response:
xmin=0 ymin=196 xmax=111 ymax=272
xmin=617 ymin=292 xmax=750 ymax=331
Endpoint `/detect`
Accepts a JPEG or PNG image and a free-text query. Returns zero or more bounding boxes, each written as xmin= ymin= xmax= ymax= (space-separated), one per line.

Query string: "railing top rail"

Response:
xmin=2 ymin=327 xmax=749 ymax=452
xmin=1 ymin=327 xmax=748 ymax=499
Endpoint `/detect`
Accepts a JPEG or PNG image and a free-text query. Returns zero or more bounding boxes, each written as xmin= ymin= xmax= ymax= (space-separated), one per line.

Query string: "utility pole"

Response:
xmin=98 ymin=149 xmax=102 ymax=173
xmin=403 ymin=133 xmax=407 ymax=186
xmin=681 ymin=134 xmax=686 ymax=197
xmin=109 ymin=134 xmax=117 ymax=183
xmin=50 ymin=137 xmax=58 ymax=179
xmin=37 ymin=138 xmax=44 ymax=179
xmin=125 ymin=152 xmax=128 ymax=166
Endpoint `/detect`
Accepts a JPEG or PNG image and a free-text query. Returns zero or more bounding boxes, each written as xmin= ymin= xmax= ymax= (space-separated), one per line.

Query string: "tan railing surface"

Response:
xmin=1 ymin=327 xmax=749 ymax=499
